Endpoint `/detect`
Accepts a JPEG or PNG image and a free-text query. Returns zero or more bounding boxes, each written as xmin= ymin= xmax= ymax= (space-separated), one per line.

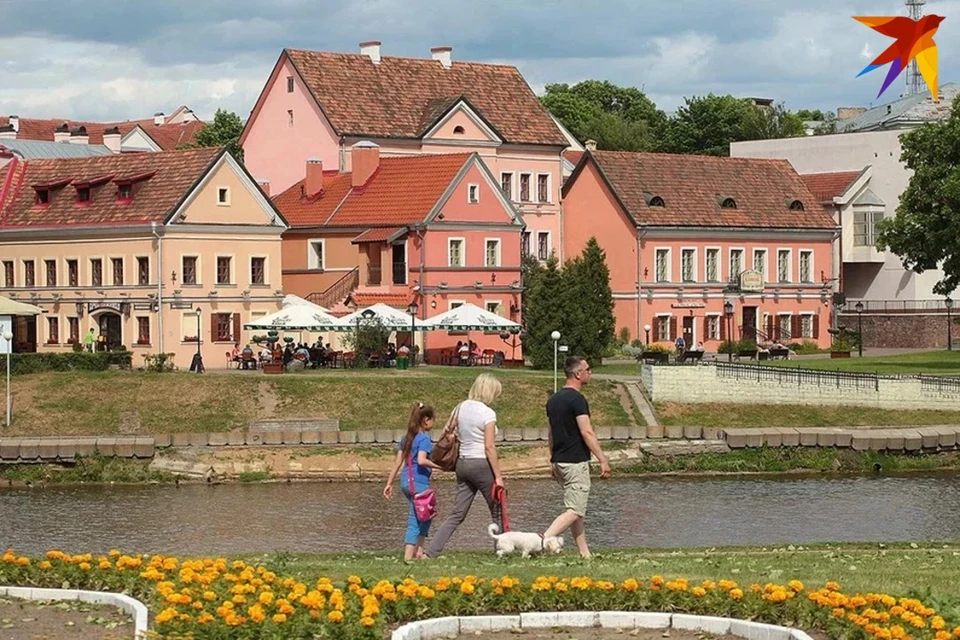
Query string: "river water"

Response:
xmin=2 ymin=474 xmax=959 ymax=556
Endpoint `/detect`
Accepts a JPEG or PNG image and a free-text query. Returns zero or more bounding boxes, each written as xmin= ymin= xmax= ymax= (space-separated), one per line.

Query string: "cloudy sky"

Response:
xmin=1 ymin=0 xmax=958 ymax=123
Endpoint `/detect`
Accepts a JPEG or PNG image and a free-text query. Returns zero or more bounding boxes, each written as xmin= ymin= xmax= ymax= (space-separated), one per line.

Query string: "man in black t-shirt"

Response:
xmin=542 ymin=356 xmax=610 ymax=558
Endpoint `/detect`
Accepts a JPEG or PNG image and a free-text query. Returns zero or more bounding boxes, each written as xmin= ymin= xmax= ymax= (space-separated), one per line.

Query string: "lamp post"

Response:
xmin=551 ymin=330 xmax=561 ymax=392
xmin=946 ymin=296 xmax=954 ymax=351
xmin=499 ymin=327 xmax=522 ymax=363
xmin=723 ymin=300 xmax=734 ymax=362
xmin=855 ymin=301 xmax=864 ymax=357
xmin=191 ymin=307 xmax=204 ymax=373
xmin=406 ymin=302 xmax=418 ymax=368
xmin=643 ymin=324 xmax=651 ymax=346
xmin=3 ymin=329 xmax=12 ymax=428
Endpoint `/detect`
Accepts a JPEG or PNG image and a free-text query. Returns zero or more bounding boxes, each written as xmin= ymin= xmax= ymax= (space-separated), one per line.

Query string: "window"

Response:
xmin=729 ymin=249 xmax=743 ymax=281
xmin=500 ymin=173 xmax=513 ymax=199
xmin=521 ymin=231 xmax=531 ymax=256
xmin=251 ymin=257 xmax=266 ymax=285
xmin=705 ymin=248 xmax=719 ymax=282
xmin=67 ymin=259 xmax=78 ymax=287
xmin=137 ymin=257 xmax=149 ymax=286
xmin=853 ymin=209 xmax=883 ymax=246
xmin=706 ymin=315 xmax=720 ymax=340
xmin=137 ymin=317 xmax=150 ymax=344
xmin=448 ymin=239 xmax=464 ymax=267
xmin=519 ymin=173 xmax=531 ymax=202
xmin=47 ymin=316 xmax=59 ymax=344
xmin=215 ymin=313 xmax=233 ymax=342
xmin=778 ymin=314 xmax=792 ymax=341
xmin=35 ymin=190 xmax=49 ymax=206
xmin=777 ymin=249 xmax=790 ymax=282
xmin=468 ymin=184 xmax=479 ymax=204
xmin=308 ymin=241 xmax=325 ymax=270
xmin=801 ymin=314 xmax=814 ymax=339
xmin=3 ymin=261 xmax=12 ymax=287
xmin=286 ymin=76 xmax=294 ymax=92
xmin=118 ymin=184 xmax=132 ymax=201
xmin=217 ymin=187 xmax=230 ymax=206
xmin=90 ymin=259 xmax=102 ymax=286
xmin=681 ymin=249 xmax=695 ymax=282
xmin=486 ymin=301 xmax=502 ymax=316
xmin=182 ymin=256 xmax=197 ymax=285
xmin=720 ymin=197 xmax=737 ymax=209
xmin=68 ymin=317 xmax=79 ymax=343
xmin=77 ymin=187 xmax=90 ymax=203
xmin=453 ymin=125 xmax=465 ymax=134
xmin=657 ymin=316 xmax=670 ymax=342
xmin=182 ymin=312 xmax=200 ymax=343
xmin=537 ymin=174 xmax=549 ymax=202
xmin=24 ymin=260 xmax=35 ymax=287
xmin=537 ymin=232 xmax=550 ymax=261
xmin=216 ymin=256 xmax=232 ymax=285
xmin=655 ymin=249 xmax=669 ymax=282
xmin=753 ymin=249 xmax=766 ymax=280
xmin=112 ymin=258 xmax=124 ymax=285
xmin=287 ymin=109 xmax=294 ymax=127
xmin=485 ymin=239 xmax=500 ymax=267
xmin=45 ymin=259 xmax=56 ymax=287
xmin=799 ymin=250 xmax=813 ymax=283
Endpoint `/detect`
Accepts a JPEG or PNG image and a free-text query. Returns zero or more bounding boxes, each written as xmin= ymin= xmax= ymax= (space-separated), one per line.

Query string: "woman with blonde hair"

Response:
xmin=423 ymin=373 xmax=504 ymax=559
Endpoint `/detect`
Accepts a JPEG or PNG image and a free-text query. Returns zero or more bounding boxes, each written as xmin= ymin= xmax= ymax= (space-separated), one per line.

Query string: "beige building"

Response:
xmin=0 ymin=146 xmax=287 ymax=369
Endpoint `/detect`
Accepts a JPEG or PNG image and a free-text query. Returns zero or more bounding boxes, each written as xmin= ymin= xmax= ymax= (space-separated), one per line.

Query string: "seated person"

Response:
xmin=230 ymin=344 xmax=241 ymax=365
xmin=295 ymin=343 xmax=311 ymax=364
xmin=695 ymin=341 xmax=705 ymax=352
xmin=259 ymin=346 xmax=273 ymax=362
xmin=458 ymin=341 xmax=470 ymax=363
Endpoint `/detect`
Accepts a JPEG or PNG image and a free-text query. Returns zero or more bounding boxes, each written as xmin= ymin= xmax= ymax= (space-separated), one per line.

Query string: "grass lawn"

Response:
xmin=655 ymin=401 xmax=960 ymax=427
xmin=0 ymin=367 xmax=635 ymax=436
xmin=253 ymin=543 xmax=960 ymax=604
xmin=763 ymin=350 xmax=960 ymax=375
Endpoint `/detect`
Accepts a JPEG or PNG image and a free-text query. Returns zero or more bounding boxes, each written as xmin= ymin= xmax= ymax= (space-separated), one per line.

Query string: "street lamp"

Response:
xmin=946 ymin=296 xmax=953 ymax=351
xmin=723 ymin=300 xmax=734 ymax=362
xmin=3 ymin=329 xmax=12 ymax=428
xmin=643 ymin=324 xmax=651 ymax=346
xmin=551 ymin=330 xmax=561 ymax=392
xmin=855 ymin=301 xmax=864 ymax=357
xmin=406 ymin=302 xmax=418 ymax=368
xmin=191 ymin=307 xmax=204 ymax=373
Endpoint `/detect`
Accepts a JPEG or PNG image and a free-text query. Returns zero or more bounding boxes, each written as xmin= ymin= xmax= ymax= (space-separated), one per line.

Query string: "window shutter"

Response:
xmin=813 ymin=315 xmax=820 ymax=339
xmin=791 ymin=315 xmax=800 ymax=340
xmin=233 ymin=313 xmax=241 ymax=344
xmin=765 ymin=315 xmax=774 ymax=341
xmin=209 ymin=313 xmax=217 ymax=345
xmin=669 ymin=317 xmax=677 ymax=341
xmin=719 ymin=316 xmax=726 ymax=341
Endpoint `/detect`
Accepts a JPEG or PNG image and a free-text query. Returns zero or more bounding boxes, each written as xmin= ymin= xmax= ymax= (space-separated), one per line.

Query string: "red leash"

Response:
xmin=492 ymin=484 xmax=511 ymax=532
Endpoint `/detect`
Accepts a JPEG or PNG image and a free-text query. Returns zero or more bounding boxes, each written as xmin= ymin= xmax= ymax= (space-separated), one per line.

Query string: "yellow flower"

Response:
xmin=78 ymin=562 xmax=91 ymax=571
xmin=460 ymin=582 xmax=475 ymax=595
xmin=327 ymin=610 xmax=344 ymax=623
xmin=622 ymin=578 xmax=640 ymax=592
xmin=203 ymin=591 xmax=217 ymax=602
xmin=38 ymin=561 xmax=52 ymax=570
xmin=197 ymin=612 xmax=214 ymax=625
xmin=692 ymin=587 xmax=707 ymax=598
xmin=834 ymin=609 xmax=847 ymax=618
xmin=155 ymin=607 xmax=178 ymax=625
xmin=730 ymin=589 xmax=744 ymax=600
xmin=361 ymin=616 xmax=376 ymax=627
xmin=788 ymin=580 xmax=804 ymax=592
xmin=932 ymin=617 xmax=946 ymax=631
xmin=272 ymin=613 xmax=287 ymax=624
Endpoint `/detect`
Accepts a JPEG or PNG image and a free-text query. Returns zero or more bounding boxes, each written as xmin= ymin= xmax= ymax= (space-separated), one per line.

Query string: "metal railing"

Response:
xmin=715 ymin=362 xmax=881 ymax=390
xmin=307 ymin=267 xmax=359 ymax=309
xmin=843 ymin=299 xmax=954 ymax=313
xmin=392 ymin=262 xmax=407 ymax=285
xmin=920 ymin=375 xmax=960 ymax=395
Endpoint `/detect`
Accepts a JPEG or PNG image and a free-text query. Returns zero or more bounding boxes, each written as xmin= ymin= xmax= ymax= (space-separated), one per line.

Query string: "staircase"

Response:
xmin=307 ymin=267 xmax=359 ymax=310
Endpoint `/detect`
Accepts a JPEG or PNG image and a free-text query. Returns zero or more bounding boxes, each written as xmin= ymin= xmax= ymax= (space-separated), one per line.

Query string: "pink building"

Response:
xmin=272 ymin=142 xmax=524 ymax=362
xmin=239 ymin=42 xmax=568 ymax=267
xmin=562 ymin=150 xmax=840 ymax=350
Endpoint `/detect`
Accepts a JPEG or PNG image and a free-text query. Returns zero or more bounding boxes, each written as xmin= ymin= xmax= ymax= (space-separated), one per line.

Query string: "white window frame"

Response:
xmin=519 ymin=172 xmax=532 ymax=202
xmin=215 ymin=254 xmax=235 ymax=286
xmin=87 ymin=255 xmax=103 ymax=287
xmin=655 ymin=312 xmax=672 ymax=342
xmin=43 ymin=256 xmax=57 ymax=288
xmin=484 ymin=238 xmax=501 ymax=268
xmin=777 ymin=312 xmax=793 ymax=341
xmin=521 ymin=230 xmax=531 ymax=256
xmin=448 ymin=237 xmax=465 ymax=267
xmin=705 ymin=313 xmax=721 ymax=340
xmin=535 ymin=172 xmax=552 ymax=204
xmin=249 ymin=255 xmax=269 ymax=286
xmin=467 ymin=183 xmax=480 ymax=204
xmin=752 ymin=248 xmax=767 ymax=282
xmin=485 ymin=300 xmax=503 ymax=316
xmin=680 ymin=247 xmax=697 ymax=283
xmin=654 ymin=247 xmax=671 ymax=283
xmin=536 ymin=231 xmax=551 ymax=261
xmin=307 ymin=238 xmax=326 ymax=270
xmin=704 ymin=247 xmax=721 ymax=283
xmin=217 ymin=186 xmax=231 ymax=206
xmin=109 ymin=255 xmax=125 ymax=286
xmin=728 ymin=247 xmax=745 ymax=282
xmin=46 ymin=313 xmax=60 ymax=344
xmin=182 ymin=312 xmax=200 ymax=344
xmin=180 ymin=254 xmax=200 ymax=286
xmin=800 ymin=312 xmax=814 ymax=339
xmin=500 ymin=171 xmax=515 ymax=200
xmin=798 ymin=249 xmax=814 ymax=284
xmin=776 ymin=248 xmax=792 ymax=283
xmin=135 ymin=255 xmax=150 ymax=287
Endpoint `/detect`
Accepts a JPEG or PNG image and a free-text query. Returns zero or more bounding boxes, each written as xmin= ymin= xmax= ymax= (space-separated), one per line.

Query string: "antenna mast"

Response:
xmin=905 ymin=0 xmax=926 ymax=96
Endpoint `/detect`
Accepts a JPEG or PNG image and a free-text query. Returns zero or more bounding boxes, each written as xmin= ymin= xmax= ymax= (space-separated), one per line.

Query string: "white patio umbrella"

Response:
xmin=0 ymin=296 xmax=43 ymax=316
xmin=243 ymin=304 xmax=342 ymax=331
xmin=335 ymin=303 xmax=428 ymax=331
xmin=421 ymin=302 xmax=521 ymax=332
xmin=281 ymin=294 xmax=328 ymax=312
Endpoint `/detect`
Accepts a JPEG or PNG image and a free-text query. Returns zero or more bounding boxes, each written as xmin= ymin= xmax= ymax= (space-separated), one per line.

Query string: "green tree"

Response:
xmin=561 ymin=238 xmax=616 ymax=365
xmin=795 ymin=109 xmax=826 ymax=121
xmin=180 ymin=109 xmax=245 ymax=162
xmin=875 ymin=94 xmax=960 ymax=295
xmin=742 ymin=102 xmax=806 ymax=140
xmin=521 ymin=254 xmax=568 ymax=369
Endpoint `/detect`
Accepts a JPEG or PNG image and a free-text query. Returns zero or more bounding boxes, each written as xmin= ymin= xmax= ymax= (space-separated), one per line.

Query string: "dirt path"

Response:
xmin=0 ymin=596 xmax=133 ymax=640
xmin=257 ymin=380 xmax=279 ymax=417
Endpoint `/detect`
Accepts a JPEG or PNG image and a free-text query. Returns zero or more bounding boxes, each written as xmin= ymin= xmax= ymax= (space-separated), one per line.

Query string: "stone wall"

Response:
xmin=837 ymin=312 xmax=956 ymax=349
xmin=642 ymin=363 xmax=960 ymax=410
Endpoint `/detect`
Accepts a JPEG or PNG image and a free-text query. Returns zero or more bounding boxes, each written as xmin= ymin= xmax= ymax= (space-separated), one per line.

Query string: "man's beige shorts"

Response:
xmin=553 ymin=461 xmax=591 ymax=517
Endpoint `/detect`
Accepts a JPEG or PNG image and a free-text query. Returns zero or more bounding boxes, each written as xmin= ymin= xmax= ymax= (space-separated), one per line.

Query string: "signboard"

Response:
xmin=671 ymin=302 xmax=705 ymax=309
xmin=739 ymin=270 xmax=764 ymax=292
xmin=87 ymin=301 xmax=127 ymax=314
xmin=171 ymin=301 xmax=194 ymax=310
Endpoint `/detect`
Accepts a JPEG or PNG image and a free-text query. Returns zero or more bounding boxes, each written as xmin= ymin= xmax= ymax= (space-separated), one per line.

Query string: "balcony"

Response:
xmin=392 ymin=262 xmax=407 ymax=286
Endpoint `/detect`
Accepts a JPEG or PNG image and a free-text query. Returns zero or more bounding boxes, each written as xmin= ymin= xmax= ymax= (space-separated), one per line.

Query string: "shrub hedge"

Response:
xmin=0 ymin=350 xmax=133 ymax=375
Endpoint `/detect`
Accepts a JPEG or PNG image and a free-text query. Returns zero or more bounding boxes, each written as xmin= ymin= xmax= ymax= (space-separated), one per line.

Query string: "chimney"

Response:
xmin=351 ymin=141 xmax=380 ymax=187
xmin=836 ymin=107 xmax=867 ymax=121
xmin=585 ymin=139 xmax=597 ymax=152
xmin=54 ymin=123 xmax=70 ymax=143
xmin=69 ymin=125 xmax=89 ymax=145
xmin=8 ymin=116 xmax=18 ymax=133
xmin=431 ymin=46 xmax=452 ymax=69
xmin=102 ymin=126 xmax=121 ymax=153
xmin=0 ymin=124 xmax=15 ymax=140
xmin=305 ymin=158 xmax=324 ymax=197
xmin=359 ymin=40 xmax=381 ymax=64
xmin=257 ymin=179 xmax=270 ymax=197
xmin=153 ymin=111 xmax=165 ymax=126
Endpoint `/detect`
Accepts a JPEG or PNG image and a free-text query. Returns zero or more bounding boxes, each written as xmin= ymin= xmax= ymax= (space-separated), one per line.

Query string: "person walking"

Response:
xmin=84 ymin=328 xmax=96 ymax=353
xmin=422 ymin=373 xmax=505 ymax=559
xmin=542 ymin=356 xmax=611 ymax=558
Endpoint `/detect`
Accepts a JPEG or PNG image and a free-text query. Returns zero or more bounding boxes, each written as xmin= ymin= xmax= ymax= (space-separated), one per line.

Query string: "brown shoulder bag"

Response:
xmin=430 ymin=403 xmax=462 ymax=472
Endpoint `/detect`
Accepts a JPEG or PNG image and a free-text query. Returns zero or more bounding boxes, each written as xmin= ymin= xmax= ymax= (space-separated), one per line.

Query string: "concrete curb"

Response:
xmin=0 ymin=585 xmax=149 ymax=639
xmin=391 ymin=611 xmax=815 ymax=640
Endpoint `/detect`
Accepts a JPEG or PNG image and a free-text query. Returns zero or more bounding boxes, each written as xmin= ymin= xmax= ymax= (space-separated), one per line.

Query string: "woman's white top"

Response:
xmin=457 ymin=399 xmax=498 ymax=459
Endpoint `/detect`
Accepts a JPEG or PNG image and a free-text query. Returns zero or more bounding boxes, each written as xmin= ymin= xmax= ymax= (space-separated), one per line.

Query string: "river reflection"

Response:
xmin=1 ymin=474 xmax=959 ymax=556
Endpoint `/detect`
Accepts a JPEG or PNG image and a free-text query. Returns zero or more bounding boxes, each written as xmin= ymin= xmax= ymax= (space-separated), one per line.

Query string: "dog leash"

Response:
xmin=492 ymin=484 xmax=511 ymax=532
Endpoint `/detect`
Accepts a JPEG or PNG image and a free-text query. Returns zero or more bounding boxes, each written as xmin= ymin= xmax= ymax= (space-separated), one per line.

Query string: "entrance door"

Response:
xmin=13 ymin=316 xmax=37 ymax=353
xmin=98 ymin=313 xmax=122 ymax=350
xmin=741 ymin=306 xmax=757 ymax=343
xmin=682 ymin=316 xmax=695 ymax=347
xmin=392 ymin=243 xmax=407 ymax=285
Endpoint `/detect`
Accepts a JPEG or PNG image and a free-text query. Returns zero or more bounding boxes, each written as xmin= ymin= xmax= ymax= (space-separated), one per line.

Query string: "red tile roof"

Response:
xmin=273 ymin=153 xmax=471 ymax=228
xmin=563 ymin=150 xmax=583 ymax=167
xmin=283 ymin=49 xmax=567 ymax=146
xmin=801 ymin=171 xmax=863 ymax=204
xmin=0 ymin=146 xmax=223 ymax=229
xmin=348 ymin=292 xmax=413 ymax=307
xmin=569 ymin=150 xmax=837 ymax=230
xmin=0 ymin=116 xmax=205 ymax=150
xmin=352 ymin=227 xmax=405 ymax=243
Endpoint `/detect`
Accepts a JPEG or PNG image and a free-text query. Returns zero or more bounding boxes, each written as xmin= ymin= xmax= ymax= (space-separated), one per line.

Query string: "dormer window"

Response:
xmin=453 ymin=125 xmax=465 ymax=134
xmin=35 ymin=190 xmax=49 ymax=206
xmin=118 ymin=184 xmax=132 ymax=201
xmin=77 ymin=187 xmax=90 ymax=203
xmin=789 ymin=199 xmax=804 ymax=211
xmin=113 ymin=171 xmax=155 ymax=205
xmin=649 ymin=196 xmax=664 ymax=207
xmin=720 ymin=197 xmax=737 ymax=209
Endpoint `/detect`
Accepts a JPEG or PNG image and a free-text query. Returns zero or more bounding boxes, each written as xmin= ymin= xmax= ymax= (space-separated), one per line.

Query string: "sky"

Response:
xmin=1 ymin=0 xmax=959 ymax=123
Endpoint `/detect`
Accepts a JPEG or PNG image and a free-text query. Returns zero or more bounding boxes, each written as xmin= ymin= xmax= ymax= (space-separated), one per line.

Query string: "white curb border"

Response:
xmin=391 ymin=611 xmax=818 ymax=640
xmin=0 ymin=584 xmax=149 ymax=639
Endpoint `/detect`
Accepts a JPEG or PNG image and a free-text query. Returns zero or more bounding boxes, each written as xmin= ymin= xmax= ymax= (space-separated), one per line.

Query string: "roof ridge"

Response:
xmin=286 ymin=48 xmax=521 ymax=70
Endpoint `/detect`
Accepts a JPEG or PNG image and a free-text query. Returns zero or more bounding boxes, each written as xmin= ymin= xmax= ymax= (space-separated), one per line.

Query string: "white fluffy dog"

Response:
xmin=487 ymin=523 xmax=564 ymax=558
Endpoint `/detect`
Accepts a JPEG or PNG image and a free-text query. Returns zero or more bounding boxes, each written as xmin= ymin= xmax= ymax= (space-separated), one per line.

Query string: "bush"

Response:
xmin=0 ymin=351 xmax=133 ymax=375
xmin=788 ymin=340 xmax=824 ymax=354
xmin=717 ymin=339 xmax=739 ymax=354
xmin=142 ymin=353 xmax=176 ymax=372
xmin=642 ymin=343 xmax=673 ymax=354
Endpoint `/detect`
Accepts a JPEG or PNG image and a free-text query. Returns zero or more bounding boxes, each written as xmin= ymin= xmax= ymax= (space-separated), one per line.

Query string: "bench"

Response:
xmin=735 ymin=349 xmax=758 ymax=361
xmin=768 ymin=347 xmax=791 ymax=360
xmin=636 ymin=351 xmax=670 ymax=364
xmin=677 ymin=350 xmax=704 ymax=363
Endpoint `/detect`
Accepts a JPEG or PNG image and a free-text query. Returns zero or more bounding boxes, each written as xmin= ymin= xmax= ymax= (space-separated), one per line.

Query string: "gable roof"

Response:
xmin=0 ymin=114 xmax=205 ymax=150
xmin=0 ymin=140 xmax=113 ymax=159
xmin=801 ymin=171 xmax=864 ymax=204
xmin=274 ymin=153 xmax=476 ymax=229
xmin=0 ymin=146 xmax=224 ymax=229
xmin=565 ymin=150 xmax=836 ymax=230
xmin=277 ymin=48 xmax=566 ymax=147
xmin=839 ymin=83 xmax=959 ymax=132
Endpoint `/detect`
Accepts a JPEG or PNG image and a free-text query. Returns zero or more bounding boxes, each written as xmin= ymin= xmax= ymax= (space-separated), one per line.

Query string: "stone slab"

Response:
xmin=0 ymin=439 xmax=20 ymax=460
xmin=916 ymin=427 xmax=942 ymax=449
xmin=664 ymin=425 xmax=684 ymax=439
xmin=702 ymin=426 xmax=721 ymax=441
xmin=249 ymin=418 xmax=339 ymax=432
xmin=722 ymin=428 xmax=749 ymax=449
xmin=338 ymin=431 xmax=358 ymax=444
xmin=261 ymin=430 xmax=282 ymax=445
xmin=37 ymin=438 xmax=59 ymax=460
xmin=522 ymin=427 xmax=541 ymax=441
xmin=356 ymin=430 xmax=375 ymax=444
xmin=245 ymin=430 xmax=264 ymax=446
xmin=227 ymin=430 xmax=246 ymax=446
xmin=629 ymin=426 xmax=648 ymax=439
xmin=553 ymin=611 xmax=600 ymax=627
xmin=151 ymin=433 xmax=172 ymax=448
xmin=934 ymin=426 xmax=958 ymax=448
xmin=504 ymin=428 xmax=522 ymax=442
xmin=904 ymin=431 xmax=923 ymax=451
xmin=189 ymin=432 xmax=209 ymax=447
xmin=672 ymin=614 xmax=732 ymax=635
xmin=762 ymin=429 xmax=783 ymax=448
xmin=94 ymin=437 xmax=116 ymax=457
xmin=798 ymin=429 xmax=819 ymax=447
xmin=57 ymin=438 xmax=77 ymax=459
xmin=458 ymin=615 xmax=521 ymax=633
xmin=207 ymin=432 xmax=228 ymax=447
xmin=594 ymin=426 xmax=613 ymax=440
xmin=646 ymin=425 xmax=664 ymax=439
xmin=851 ymin=432 xmax=871 ymax=451
xmin=133 ymin=437 xmax=155 ymax=458
xmin=114 ymin=437 xmax=136 ymax=458
xmin=612 ymin=426 xmax=631 ymax=440
xmin=683 ymin=426 xmax=703 ymax=440
xmin=834 ymin=430 xmax=853 ymax=448
xmin=314 ymin=430 xmax=334 ymax=445
xmin=279 ymin=430 xmax=300 ymax=445
xmin=170 ymin=432 xmax=191 ymax=447
xmin=776 ymin=428 xmax=801 ymax=447
xmin=538 ymin=427 xmax=550 ymax=441
xmin=869 ymin=430 xmax=892 ymax=451
xmin=74 ymin=437 xmax=97 ymax=456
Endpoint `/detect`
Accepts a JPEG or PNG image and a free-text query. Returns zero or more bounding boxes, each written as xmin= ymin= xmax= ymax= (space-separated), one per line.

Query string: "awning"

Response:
xmin=0 ymin=295 xmax=43 ymax=316
xmin=243 ymin=304 xmax=342 ymax=331
xmin=421 ymin=302 xmax=521 ymax=332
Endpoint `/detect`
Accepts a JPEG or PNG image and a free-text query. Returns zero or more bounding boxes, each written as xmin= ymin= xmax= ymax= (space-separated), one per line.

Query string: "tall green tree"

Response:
xmin=179 ymin=108 xmax=245 ymax=162
xmin=521 ymin=254 xmax=568 ymax=369
xmin=875 ymin=94 xmax=960 ymax=295
xmin=561 ymin=238 xmax=616 ymax=365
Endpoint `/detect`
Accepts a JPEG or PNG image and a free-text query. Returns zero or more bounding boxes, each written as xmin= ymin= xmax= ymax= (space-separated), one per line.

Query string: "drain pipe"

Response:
xmin=151 ymin=221 xmax=164 ymax=355
xmin=636 ymin=226 xmax=648 ymax=343
xmin=413 ymin=224 xmax=427 ymax=360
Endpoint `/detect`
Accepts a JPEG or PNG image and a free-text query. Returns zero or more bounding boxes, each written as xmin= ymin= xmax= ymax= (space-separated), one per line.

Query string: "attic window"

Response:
xmin=35 ymin=190 xmax=49 ymax=206
xmin=453 ymin=125 xmax=465 ymax=134
xmin=720 ymin=197 xmax=737 ymax=209
xmin=77 ymin=187 xmax=91 ymax=204
xmin=118 ymin=183 xmax=133 ymax=202
xmin=789 ymin=199 xmax=804 ymax=211
xmin=286 ymin=76 xmax=294 ymax=93
xmin=649 ymin=196 xmax=664 ymax=207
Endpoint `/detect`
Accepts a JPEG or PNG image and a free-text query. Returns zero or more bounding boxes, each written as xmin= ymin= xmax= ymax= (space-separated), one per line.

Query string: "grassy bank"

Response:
xmin=0 ymin=369 xmax=634 ymax=436
xmin=0 ymin=456 xmax=174 ymax=484
xmin=656 ymin=401 xmax=960 ymax=427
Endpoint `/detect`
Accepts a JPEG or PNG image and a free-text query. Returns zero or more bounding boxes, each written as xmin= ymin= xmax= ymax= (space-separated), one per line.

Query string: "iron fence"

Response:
xmin=715 ymin=362 xmax=880 ymax=390
xmin=919 ymin=375 xmax=960 ymax=395
xmin=843 ymin=299 xmax=953 ymax=313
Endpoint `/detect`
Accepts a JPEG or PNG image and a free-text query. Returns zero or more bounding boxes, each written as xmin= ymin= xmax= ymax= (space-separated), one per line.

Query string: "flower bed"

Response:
xmin=2 ymin=548 xmax=959 ymax=640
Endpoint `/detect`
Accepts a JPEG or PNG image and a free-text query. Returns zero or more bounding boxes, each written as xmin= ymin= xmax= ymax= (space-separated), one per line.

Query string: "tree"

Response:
xmin=875 ymin=94 xmax=960 ymax=296
xmin=741 ymin=102 xmax=806 ymax=140
xmin=521 ymin=254 xmax=569 ymax=369
xmin=561 ymin=238 xmax=616 ymax=364
xmin=180 ymin=109 xmax=245 ymax=162
xmin=795 ymin=109 xmax=826 ymax=121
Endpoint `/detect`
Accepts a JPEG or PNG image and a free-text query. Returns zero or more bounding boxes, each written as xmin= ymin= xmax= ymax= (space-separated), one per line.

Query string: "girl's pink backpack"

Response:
xmin=407 ymin=453 xmax=437 ymax=522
